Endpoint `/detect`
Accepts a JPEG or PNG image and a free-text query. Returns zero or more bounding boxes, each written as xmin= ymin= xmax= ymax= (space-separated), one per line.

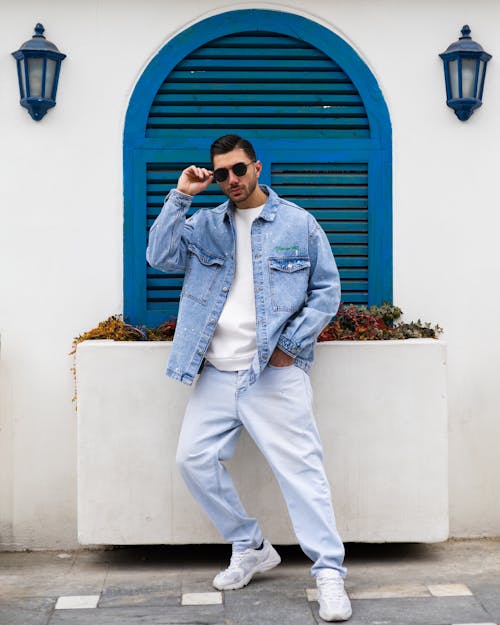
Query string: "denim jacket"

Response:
xmin=146 ymin=185 xmax=340 ymax=388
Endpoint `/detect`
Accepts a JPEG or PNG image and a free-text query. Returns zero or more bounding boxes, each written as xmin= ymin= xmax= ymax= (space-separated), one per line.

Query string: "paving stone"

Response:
xmin=0 ymin=565 xmax=105 ymax=598
xmin=345 ymin=540 xmax=500 ymax=587
xmin=0 ymin=578 xmax=106 ymax=599
xmin=104 ymin=570 xmax=181 ymax=587
xmin=467 ymin=580 xmax=500 ymax=621
xmin=350 ymin=583 xmax=431 ymax=599
xmin=48 ymin=605 xmax=225 ymax=624
xmin=309 ymin=597 xmax=493 ymax=625
xmin=306 ymin=588 xmax=318 ymax=602
xmin=98 ymin=585 xmax=180 ymax=608
xmin=428 ymin=583 xmax=473 ymax=597
xmin=55 ymin=595 xmax=100 ymax=609
xmin=219 ymin=570 xmax=309 ymax=598
xmin=0 ymin=551 xmax=75 ymax=572
xmin=181 ymin=592 xmax=222 ymax=605
xmin=224 ymin=588 xmax=316 ymax=625
xmin=0 ymin=553 xmax=82 ymax=598
xmin=181 ymin=574 xmax=220 ymax=595
xmin=0 ymin=596 xmax=55 ymax=625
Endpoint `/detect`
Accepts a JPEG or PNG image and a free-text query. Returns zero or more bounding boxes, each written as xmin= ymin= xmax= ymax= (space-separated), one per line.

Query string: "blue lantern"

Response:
xmin=12 ymin=23 xmax=66 ymax=121
xmin=439 ymin=25 xmax=492 ymax=121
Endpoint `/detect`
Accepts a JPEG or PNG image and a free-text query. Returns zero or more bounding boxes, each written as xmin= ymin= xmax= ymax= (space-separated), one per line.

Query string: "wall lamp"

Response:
xmin=439 ymin=25 xmax=492 ymax=121
xmin=12 ymin=23 xmax=66 ymax=121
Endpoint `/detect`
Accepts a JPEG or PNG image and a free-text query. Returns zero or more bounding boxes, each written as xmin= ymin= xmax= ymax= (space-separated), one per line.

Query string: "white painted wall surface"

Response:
xmin=0 ymin=0 xmax=499 ymax=548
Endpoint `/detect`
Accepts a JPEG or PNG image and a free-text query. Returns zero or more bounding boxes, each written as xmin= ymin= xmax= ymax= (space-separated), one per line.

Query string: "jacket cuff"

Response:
xmin=168 ymin=189 xmax=194 ymax=209
xmin=277 ymin=335 xmax=301 ymax=357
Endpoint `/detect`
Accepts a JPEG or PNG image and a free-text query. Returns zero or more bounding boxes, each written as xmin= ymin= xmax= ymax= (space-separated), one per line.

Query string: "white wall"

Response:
xmin=1 ymin=0 xmax=499 ymax=549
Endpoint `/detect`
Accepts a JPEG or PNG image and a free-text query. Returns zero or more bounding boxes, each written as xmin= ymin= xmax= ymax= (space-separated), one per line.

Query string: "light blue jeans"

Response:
xmin=176 ymin=362 xmax=347 ymax=577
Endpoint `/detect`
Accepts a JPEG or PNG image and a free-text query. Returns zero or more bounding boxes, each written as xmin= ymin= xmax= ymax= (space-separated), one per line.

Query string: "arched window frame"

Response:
xmin=124 ymin=9 xmax=392 ymax=326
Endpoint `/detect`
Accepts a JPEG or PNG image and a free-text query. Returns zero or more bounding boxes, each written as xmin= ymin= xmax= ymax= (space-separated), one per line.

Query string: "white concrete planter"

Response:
xmin=76 ymin=339 xmax=448 ymax=545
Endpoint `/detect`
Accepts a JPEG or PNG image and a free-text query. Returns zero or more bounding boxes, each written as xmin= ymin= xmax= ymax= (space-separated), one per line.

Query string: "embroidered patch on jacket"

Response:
xmin=274 ymin=245 xmax=300 ymax=252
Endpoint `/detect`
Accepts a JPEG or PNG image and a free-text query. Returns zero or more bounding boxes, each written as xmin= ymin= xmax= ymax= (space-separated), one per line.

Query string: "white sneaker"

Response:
xmin=316 ymin=569 xmax=352 ymax=621
xmin=212 ymin=539 xmax=281 ymax=590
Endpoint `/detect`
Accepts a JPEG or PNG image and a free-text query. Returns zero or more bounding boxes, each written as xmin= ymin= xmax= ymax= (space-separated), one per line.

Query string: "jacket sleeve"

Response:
xmin=277 ymin=217 xmax=341 ymax=357
xmin=146 ymin=189 xmax=196 ymax=273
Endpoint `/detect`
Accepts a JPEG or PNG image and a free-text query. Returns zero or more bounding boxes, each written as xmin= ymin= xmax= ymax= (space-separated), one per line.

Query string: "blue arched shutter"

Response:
xmin=124 ymin=14 xmax=391 ymax=327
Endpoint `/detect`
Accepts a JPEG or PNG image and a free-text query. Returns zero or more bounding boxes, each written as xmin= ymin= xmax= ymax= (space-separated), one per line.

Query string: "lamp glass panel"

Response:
xmin=45 ymin=59 xmax=57 ymax=98
xmin=448 ymin=59 xmax=459 ymax=99
xmin=477 ymin=59 xmax=486 ymax=98
xmin=461 ymin=57 xmax=478 ymax=98
xmin=27 ymin=56 xmax=44 ymax=97
xmin=18 ymin=59 xmax=27 ymax=99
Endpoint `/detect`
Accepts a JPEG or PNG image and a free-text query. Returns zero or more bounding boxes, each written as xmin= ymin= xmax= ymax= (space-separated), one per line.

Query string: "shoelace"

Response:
xmin=224 ymin=550 xmax=248 ymax=572
xmin=317 ymin=575 xmax=344 ymax=600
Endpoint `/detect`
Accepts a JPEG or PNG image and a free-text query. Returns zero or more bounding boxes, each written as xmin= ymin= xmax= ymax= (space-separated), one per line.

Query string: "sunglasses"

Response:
xmin=213 ymin=160 xmax=256 ymax=183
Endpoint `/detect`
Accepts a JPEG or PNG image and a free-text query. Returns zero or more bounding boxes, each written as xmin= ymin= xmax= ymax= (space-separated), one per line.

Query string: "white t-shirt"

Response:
xmin=205 ymin=204 xmax=264 ymax=371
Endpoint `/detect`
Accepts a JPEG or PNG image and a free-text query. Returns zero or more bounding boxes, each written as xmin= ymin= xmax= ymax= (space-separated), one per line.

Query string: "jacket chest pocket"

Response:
xmin=183 ymin=243 xmax=225 ymax=305
xmin=268 ymin=257 xmax=311 ymax=312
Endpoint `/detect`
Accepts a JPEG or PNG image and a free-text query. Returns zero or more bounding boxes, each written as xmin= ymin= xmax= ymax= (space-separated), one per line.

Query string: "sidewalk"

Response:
xmin=1 ymin=539 xmax=499 ymax=625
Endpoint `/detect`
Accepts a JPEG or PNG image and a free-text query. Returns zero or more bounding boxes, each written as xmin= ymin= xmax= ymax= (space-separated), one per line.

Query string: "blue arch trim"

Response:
xmin=124 ymin=10 xmax=392 ymax=325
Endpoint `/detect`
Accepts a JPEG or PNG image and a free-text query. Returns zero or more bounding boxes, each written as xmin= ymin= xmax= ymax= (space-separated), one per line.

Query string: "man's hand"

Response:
xmin=177 ymin=165 xmax=213 ymax=196
xmin=268 ymin=347 xmax=295 ymax=367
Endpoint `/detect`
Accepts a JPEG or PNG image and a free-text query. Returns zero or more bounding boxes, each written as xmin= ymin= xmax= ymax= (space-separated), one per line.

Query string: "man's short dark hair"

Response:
xmin=210 ymin=134 xmax=257 ymax=163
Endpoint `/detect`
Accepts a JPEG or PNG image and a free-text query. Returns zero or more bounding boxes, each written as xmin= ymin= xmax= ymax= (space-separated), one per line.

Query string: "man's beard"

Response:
xmin=225 ymin=175 xmax=258 ymax=204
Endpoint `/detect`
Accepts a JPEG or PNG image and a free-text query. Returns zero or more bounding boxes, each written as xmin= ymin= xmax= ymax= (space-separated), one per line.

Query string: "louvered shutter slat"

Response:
xmin=194 ymin=34 xmax=315 ymax=48
xmin=271 ymin=162 xmax=369 ymax=305
xmin=154 ymin=93 xmax=363 ymax=104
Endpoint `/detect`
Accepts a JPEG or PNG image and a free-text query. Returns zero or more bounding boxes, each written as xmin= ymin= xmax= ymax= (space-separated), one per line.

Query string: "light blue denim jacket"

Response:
xmin=146 ymin=185 xmax=341 ymax=388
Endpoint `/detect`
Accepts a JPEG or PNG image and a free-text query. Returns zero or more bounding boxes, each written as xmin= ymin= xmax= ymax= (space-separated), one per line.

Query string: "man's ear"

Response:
xmin=255 ymin=160 xmax=262 ymax=177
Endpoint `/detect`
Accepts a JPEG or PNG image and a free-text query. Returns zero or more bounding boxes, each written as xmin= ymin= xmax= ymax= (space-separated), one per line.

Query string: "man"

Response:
xmin=146 ymin=135 xmax=351 ymax=622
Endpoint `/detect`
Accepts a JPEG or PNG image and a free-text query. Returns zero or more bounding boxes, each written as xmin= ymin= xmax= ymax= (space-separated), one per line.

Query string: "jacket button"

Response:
xmin=209 ymin=318 xmax=216 ymax=324
xmin=222 ymin=286 xmax=228 ymax=292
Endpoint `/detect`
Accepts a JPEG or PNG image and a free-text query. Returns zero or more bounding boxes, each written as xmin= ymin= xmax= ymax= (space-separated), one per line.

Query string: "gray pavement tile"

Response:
xmin=0 ymin=597 xmax=55 ymax=625
xmin=467 ymin=581 xmax=500 ymax=621
xmin=0 ymin=551 xmax=76 ymax=569
xmin=98 ymin=584 xmax=180 ymax=608
xmin=222 ymin=571 xmax=310 ymax=597
xmin=310 ymin=596 xmax=493 ymax=625
xmin=345 ymin=540 xmax=500 ymax=585
xmin=0 ymin=576 xmax=107 ymax=599
xmin=104 ymin=569 xmax=181 ymax=586
xmin=0 ymin=552 xmax=108 ymax=598
xmin=224 ymin=588 xmax=316 ymax=625
xmin=47 ymin=605 xmax=224 ymax=624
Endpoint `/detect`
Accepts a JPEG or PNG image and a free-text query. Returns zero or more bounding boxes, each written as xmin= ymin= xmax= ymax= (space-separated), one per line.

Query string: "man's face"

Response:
xmin=212 ymin=148 xmax=262 ymax=207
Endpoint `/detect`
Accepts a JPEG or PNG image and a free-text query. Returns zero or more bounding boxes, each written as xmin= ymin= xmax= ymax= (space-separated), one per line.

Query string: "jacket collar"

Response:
xmin=221 ymin=185 xmax=278 ymax=222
